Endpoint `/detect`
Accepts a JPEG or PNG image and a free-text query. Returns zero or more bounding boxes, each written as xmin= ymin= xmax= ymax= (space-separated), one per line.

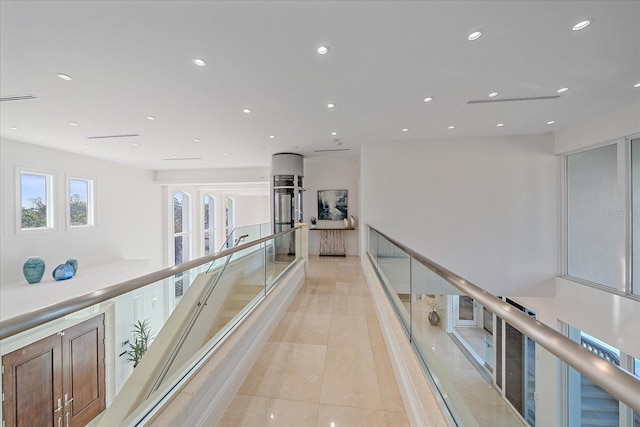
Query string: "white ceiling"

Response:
xmin=1 ymin=1 xmax=639 ymax=171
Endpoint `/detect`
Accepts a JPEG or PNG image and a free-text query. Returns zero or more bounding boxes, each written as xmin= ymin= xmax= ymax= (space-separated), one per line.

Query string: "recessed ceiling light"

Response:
xmin=402 ymin=128 xmax=409 ymax=132
xmin=496 ymin=123 xmax=505 ymax=127
xmin=146 ymin=116 xmax=155 ymax=120
xmin=547 ymin=120 xmax=556 ymax=125
xmin=331 ymin=132 xmax=337 ymax=136
xmin=130 ymin=157 xmax=136 ymax=160
xmin=83 ymin=145 xmax=89 ymax=149
xmin=9 ymin=126 xmax=19 ymax=130
xmin=194 ymin=139 xmax=200 ymax=143
xmin=467 ymin=30 xmax=483 ymax=41
xmin=317 ymin=45 xmax=330 ymax=55
xmin=172 ymin=155 xmax=177 ymax=158
xmin=223 ymin=153 xmax=228 ymax=156
xmin=634 ymin=83 xmax=640 ymax=88
xmin=572 ymin=20 xmax=591 ymax=31
xmin=193 ymin=58 xmax=206 ymax=67
xmin=269 ymin=135 xmax=275 ymax=139
xmin=57 ymin=73 xmax=72 ymax=81
xmin=327 ymin=103 xmax=335 ymax=109
xmin=243 ymin=108 xmax=252 ymax=114
xmin=242 ymin=162 xmax=247 ymax=165
xmin=448 ymin=125 xmax=456 ymax=129
xmin=557 ymin=87 xmax=569 ymax=93
xmin=423 ymin=97 xmax=433 ymax=102
xmin=489 ymin=92 xmax=498 ymax=98
xmin=68 ymin=122 xmax=79 ymax=126
xmin=132 ymin=142 xmax=139 ymax=146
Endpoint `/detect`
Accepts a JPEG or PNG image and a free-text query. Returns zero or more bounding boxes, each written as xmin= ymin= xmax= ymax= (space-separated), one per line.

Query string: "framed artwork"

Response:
xmin=317 ymin=189 xmax=348 ymax=220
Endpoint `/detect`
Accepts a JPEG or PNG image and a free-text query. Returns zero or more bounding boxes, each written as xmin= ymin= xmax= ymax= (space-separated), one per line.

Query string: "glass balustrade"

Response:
xmin=365 ymin=226 xmax=640 ymax=427
xmin=0 ymin=224 xmax=304 ymax=427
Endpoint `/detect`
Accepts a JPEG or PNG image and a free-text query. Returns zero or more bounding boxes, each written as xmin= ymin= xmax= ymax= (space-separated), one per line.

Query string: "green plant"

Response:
xmin=126 ymin=319 xmax=155 ymax=367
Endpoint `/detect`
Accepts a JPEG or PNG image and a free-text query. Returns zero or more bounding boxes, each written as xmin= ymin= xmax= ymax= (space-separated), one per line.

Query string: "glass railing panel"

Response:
xmin=156 ymin=244 xmax=268 ymax=388
xmin=374 ymin=233 xmax=411 ymax=329
xmin=369 ymin=227 xmax=379 ymax=262
xmin=0 ymin=225 xmax=305 ymax=427
xmin=409 ymin=258 xmax=516 ymax=426
xmin=266 ymin=233 xmax=296 ymax=291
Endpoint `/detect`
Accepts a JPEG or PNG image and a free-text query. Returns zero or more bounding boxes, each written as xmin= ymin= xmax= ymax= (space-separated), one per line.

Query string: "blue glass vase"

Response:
xmin=53 ymin=263 xmax=75 ymax=281
xmin=66 ymin=258 xmax=78 ymax=275
xmin=23 ymin=257 xmax=46 ymax=284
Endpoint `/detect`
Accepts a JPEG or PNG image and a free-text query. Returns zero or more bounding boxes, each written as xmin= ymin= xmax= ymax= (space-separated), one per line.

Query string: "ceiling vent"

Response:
xmin=162 ymin=157 xmax=203 ymax=161
xmin=467 ymin=96 xmax=560 ymax=104
xmin=86 ymin=134 xmax=140 ymax=139
xmin=313 ymin=148 xmax=351 ymax=153
xmin=0 ymin=94 xmax=38 ymax=102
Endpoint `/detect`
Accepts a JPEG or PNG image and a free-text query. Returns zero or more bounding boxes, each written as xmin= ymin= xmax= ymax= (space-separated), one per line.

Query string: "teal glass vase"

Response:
xmin=66 ymin=258 xmax=78 ymax=275
xmin=23 ymin=257 xmax=46 ymax=284
xmin=53 ymin=264 xmax=74 ymax=281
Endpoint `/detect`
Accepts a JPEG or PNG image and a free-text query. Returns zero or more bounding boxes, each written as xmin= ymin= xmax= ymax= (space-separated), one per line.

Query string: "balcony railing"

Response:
xmin=366 ymin=225 xmax=640 ymax=426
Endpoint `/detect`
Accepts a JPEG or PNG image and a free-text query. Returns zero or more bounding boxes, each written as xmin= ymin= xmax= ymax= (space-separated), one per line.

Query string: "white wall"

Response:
xmin=360 ymin=135 xmax=558 ymax=297
xmin=0 ymin=138 xmax=164 ymax=285
xmin=234 ymin=195 xmax=270 ymax=227
xmin=554 ymin=103 xmax=640 ymax=154
xmin=303 ymin=156 xmax=360 ymax=256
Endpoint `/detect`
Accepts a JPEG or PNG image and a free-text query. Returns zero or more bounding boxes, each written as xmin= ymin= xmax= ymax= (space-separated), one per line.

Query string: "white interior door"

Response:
xmin=455 ymin=295 xmax=477 ymax=327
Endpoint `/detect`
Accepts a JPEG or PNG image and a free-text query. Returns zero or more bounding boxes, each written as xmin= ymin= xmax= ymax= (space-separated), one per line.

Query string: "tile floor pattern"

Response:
xmin=216 ymin=256 xmax=410 ymax=427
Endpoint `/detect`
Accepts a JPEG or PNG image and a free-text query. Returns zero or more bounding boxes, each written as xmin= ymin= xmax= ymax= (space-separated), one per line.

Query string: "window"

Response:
xmin=68 ymin=177 xmax=94 ymax=227
xmin=224 ymin=196 xmax=234 ymax=248
xmin=173 ymin=191 xmax=190 ymax=265
xmin=631 ymin=138 xmax=640 ymax=296
xmin=566 ymin=144 xmax=620 ymax=289
xmin=203 ymin=195 xmax=216 ymax=256
xmin=564 ymin=135 xmax=640 ymax=297
xmin=20 ymin=171 xmax=53 ymax=230
xmin=173 ymin=191 xmax=191 ymax=304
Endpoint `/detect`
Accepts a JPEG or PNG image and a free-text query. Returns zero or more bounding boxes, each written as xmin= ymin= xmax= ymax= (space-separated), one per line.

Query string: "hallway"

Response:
xmin=216 ymin=256 xmax=410 ymax=426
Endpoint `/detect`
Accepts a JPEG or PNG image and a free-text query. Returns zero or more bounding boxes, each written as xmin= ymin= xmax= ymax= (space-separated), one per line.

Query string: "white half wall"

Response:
xmin=0 ymin=138 xmax=164 ymax=285
xmin=360 ymin=135 xmax=558 ymax=297
xmin=304 ymin=156 xmax=360 ymax=256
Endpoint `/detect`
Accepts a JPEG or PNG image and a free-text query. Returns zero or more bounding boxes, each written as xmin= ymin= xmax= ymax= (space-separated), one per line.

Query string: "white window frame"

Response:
xmin=224 ymin=196 xmax=235 ymax=248
xmin=17 ymin=167 xmax=55 ymax=233
xmin=203 ymin=194 xmax=216 ymax=256
xmin=561 ymin=134 xmax=640 ymax=300
xmin=66 ymin=174 xmax=96 ymax=229
xmin=172 ymin=190 xmax=192 ymax=265
xmin=171 ymin=190 xmax=192 ymax=307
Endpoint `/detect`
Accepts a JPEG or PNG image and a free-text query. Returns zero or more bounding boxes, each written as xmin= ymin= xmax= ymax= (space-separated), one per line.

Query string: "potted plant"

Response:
xmin=426 ymin=295 xmax=441 ymax=326
xmin=126 ymin=319 xmax=155 ymax=368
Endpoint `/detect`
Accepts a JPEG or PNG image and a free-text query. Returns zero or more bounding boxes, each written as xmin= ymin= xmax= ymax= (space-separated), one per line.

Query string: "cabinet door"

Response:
xmin=62 ymin=314 xmax=105 ymax=426
xmin=2 ymin=334 xmax=63 ymax=427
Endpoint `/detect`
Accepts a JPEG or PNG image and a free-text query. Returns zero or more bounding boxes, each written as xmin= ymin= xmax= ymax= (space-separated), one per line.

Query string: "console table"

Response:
xmin=310 ymin=228 xmax=355 ymax=256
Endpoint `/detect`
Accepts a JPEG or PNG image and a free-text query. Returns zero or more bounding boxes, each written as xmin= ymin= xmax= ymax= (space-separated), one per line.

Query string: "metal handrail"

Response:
xmin=0 ymin=227 xmax=298 ymax=340
xmin=367 ymin=225 xmax=640 ymax=413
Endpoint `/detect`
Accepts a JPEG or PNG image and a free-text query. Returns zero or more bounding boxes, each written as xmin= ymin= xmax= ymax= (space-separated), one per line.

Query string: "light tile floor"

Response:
xmin=217 ymin=256 xmax=409 ymax=427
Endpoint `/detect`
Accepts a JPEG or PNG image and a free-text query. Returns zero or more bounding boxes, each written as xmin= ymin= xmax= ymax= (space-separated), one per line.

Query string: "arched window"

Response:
xmin=203 ymin=194 xmax=216 ymax=256
xmin=173 ymin=191 xmax=191 ymax=265
xmin=172 ymin=191 xmax=191 ymax=302
xmin=224 ymin=196 xmax=235 ymax=248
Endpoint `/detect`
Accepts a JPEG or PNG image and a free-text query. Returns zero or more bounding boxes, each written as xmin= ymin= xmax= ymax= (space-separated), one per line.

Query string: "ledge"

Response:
xmin=0 ymin=259 xmax=152 ymax=322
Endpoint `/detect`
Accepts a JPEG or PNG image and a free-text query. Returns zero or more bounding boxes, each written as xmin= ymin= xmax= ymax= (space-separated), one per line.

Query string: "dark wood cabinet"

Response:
xmin=2 ymin=314 xmax=105 ymax=427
